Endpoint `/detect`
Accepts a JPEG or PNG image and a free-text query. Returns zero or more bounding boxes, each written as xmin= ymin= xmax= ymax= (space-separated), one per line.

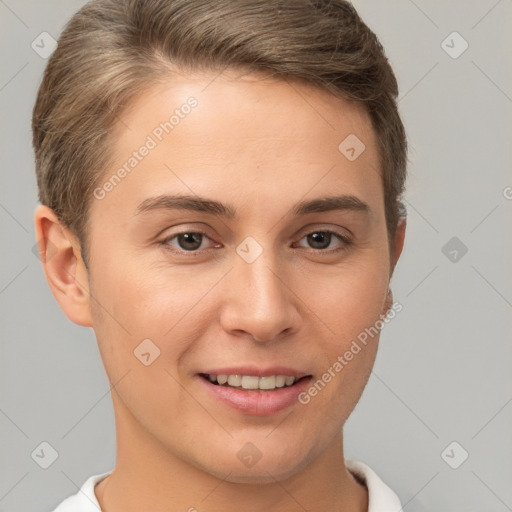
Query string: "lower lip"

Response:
xmin=198 ymin=375 xmax=313 ymax=416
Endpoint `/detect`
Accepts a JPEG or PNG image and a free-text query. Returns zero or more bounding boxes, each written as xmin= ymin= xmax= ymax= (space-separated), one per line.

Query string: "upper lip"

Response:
xmin=198 ymin=366 xmax=311 ymax=378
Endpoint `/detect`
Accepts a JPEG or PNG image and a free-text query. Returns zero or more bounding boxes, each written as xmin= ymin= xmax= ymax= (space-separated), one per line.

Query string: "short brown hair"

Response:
xmin=32 ymin=0 xmax=407 ymax=267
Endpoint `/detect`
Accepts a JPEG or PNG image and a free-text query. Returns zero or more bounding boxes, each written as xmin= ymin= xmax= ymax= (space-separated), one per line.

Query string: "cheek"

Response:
xmin=89 ymin=252 xmax=186 ymax=336
xmin=306 ymin=260 xmax=389 ymax=345
xmin=297 ymin=257 xmax=388 ymax=407
xmin=88 ymin=265 xmax=198 ymax=427
xmin=87 ymin=255 xmax=215 ymax=390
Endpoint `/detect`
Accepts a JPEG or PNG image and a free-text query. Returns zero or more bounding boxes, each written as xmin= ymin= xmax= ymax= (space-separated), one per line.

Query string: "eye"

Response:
xmin=160 ymin=230 xmax=218 ymax=253
xmin=158 ymin=228 xmax=351 ymax=256
xmin=295 ymin=230 xmax=351 ymax=252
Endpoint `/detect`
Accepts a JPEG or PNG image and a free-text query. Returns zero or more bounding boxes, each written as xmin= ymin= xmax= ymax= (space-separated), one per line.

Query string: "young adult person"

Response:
xmin=33 ymin=1 xmax=408 ymax=510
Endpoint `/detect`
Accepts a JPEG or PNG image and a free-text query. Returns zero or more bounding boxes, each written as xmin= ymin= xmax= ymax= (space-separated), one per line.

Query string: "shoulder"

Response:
xmin=345 ymin=459 xmax=402 ymax=512
xmin=50 ymin=471 xmax=112 ymax=512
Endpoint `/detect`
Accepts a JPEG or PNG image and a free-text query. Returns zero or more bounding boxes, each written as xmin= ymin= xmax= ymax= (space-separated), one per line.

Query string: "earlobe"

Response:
xmin=34 ymin=205 xmax=93 ymax=327
xmin=381 ymin=288 xmax=393 ymax=317
xmin=382 ymin=217 xmax=406 ymax=316
xmin=388 ymin=216 xmax=406 ymax=280
xmin=393 ymin=217 xmax=406 ymax=269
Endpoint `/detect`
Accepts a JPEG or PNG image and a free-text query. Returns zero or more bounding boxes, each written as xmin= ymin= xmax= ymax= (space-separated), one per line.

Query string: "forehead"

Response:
xmin=111 ymin=68 xmax=377 ymax=157
xmin=92 ymin=69 xmax=382 ymax=222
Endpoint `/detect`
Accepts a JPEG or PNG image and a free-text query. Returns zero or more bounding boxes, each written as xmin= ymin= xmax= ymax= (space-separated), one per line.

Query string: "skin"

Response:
xmin=35 ymin=69 xmax=405 ymax=512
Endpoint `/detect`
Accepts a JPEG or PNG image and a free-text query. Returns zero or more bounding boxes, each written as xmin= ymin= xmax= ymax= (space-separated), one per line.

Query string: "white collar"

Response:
xmin=53 ymin=460 xmax=402 ymax=512
xmin=346 ymin=459 xmax=403 ymax=511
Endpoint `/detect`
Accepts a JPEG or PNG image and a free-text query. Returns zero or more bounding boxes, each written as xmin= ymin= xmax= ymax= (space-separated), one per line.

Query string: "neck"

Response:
xmin=95 ymin=394 xmax=368 ymax=512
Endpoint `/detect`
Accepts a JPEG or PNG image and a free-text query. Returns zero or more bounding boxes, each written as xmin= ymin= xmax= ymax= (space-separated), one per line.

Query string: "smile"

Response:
xmin=200 ymin=373 xmax=308 ymax=390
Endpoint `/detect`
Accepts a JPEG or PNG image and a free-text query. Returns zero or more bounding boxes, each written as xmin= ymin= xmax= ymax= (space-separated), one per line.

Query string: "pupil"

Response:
xmin=179 ymin=233 xmax=202 ymax=250
xmin=308 ymin=232 xmax=330 ymax=249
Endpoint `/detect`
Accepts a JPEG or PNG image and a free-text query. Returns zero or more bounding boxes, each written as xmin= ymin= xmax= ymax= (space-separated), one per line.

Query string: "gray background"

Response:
xmin=1 ymin=0 xmax=511 ymax=511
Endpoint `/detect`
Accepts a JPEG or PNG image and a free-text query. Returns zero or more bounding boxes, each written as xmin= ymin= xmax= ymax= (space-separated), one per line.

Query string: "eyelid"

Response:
xmin=160 ymin=229 xmax=213 ymax=242
xmin=296 ymin=222 xmax=352 ymax=239
xmin=294 ymin=229 xmax=352 ymax=253
xmin=159 ymin=225 xmax=352 ymax=257
xmin=159 ymin=227 xmax=219 ymax=254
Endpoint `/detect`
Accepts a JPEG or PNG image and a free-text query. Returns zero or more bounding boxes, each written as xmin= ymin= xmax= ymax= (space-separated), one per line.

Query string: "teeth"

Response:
xmin=205 ymin=374 xmax=299 ymax=390
xmin=227 ymin=375 xmax=242 ymax=387
xmin=241 ymin=376 xmax=259 ymax=389
xmin=285 ymin=376 xmax=295 ymax=386
xmin=258 ymin=376 xmax=276 ymax=390
xmin=275 ymin=375 xmax=286 ymax=388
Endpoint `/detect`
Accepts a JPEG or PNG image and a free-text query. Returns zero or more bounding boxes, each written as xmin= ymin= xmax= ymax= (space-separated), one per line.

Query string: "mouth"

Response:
xmin=196 ymin=366 xmax=314 ymax=415
xmin=198 ymin=373 xmax=312 ymax=391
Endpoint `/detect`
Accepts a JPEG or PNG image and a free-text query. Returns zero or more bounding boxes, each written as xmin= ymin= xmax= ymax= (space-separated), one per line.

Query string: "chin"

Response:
xmin=208 ymin=464 xmax=302 ymax=485
xmin=193 ymin=446 xmax=313 ymax=485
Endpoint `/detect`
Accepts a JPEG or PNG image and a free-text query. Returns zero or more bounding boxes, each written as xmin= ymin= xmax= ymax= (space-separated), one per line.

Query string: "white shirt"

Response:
xmin=51 ymin=459 xmax=402 ymax=511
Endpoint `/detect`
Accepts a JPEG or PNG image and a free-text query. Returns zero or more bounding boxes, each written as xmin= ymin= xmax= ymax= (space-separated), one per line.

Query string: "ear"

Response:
xmin=34 ymin=205 xmax=93 ymax=327
xmin=382 ymin=216 xmax=407 ymax=315
xmin=390 ymin=216 xmax=406 ymax=279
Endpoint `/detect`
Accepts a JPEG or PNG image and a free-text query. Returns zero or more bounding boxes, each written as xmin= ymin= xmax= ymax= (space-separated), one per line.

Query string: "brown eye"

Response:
xmin=296 ymin=230 xmax=351 ymax=253
xmin=174 ymin=232 xmax=204 ymax=251
xmin=160 ymin=230 xmax=217 ymax=253
xmin=306 ymin=232 xmax=333 ymax=250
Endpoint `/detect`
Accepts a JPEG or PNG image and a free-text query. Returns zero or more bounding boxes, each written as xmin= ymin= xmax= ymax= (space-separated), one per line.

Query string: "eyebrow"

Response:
xmin=135 ymin=193 xmax=371 ymax=218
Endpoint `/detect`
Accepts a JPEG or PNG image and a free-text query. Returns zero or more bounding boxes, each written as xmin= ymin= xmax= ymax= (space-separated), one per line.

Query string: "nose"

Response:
xmin=219 ymin=249 xmax=301 ymax=343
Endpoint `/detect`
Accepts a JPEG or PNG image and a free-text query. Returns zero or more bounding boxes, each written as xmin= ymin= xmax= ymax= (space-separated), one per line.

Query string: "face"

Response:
xmin=84 ymin=70 xmax=398 ymax=483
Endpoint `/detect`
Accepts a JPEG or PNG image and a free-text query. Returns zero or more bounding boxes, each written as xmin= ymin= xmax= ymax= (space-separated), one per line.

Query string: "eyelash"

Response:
xmin=158 ymin=228 xmax=352 ymax=256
